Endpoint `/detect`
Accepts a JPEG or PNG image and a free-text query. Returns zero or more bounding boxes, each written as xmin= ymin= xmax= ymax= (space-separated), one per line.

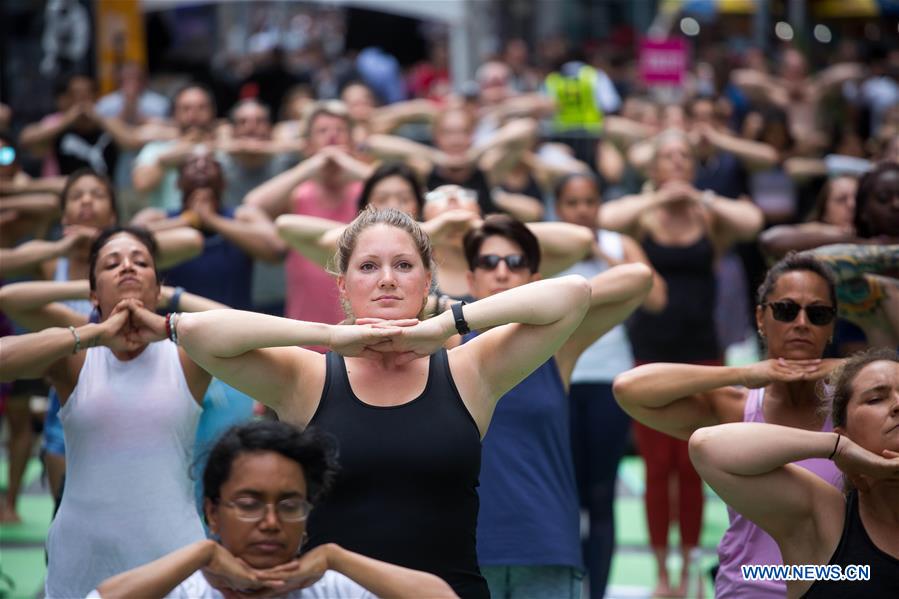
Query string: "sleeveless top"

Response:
xmin=427 ymin=167 xmax=497 ymax=215
xmin=284 ymin=180 xmax=361 ymax=334
xmin=467 ymin=332 xmax=582 ymax=570
xmin=306 ymin=351 xmax=488 ymax=599
xmin=556 ymin=230 xmax=634 ymax=382
xmin=45 ymin=341 xmax=204 ymax=598
xmin=163 ymin=207 xmax=254 ymax=311
xmin=715 ymin=388 xmax=842 ymax=599
xmin=53 ymin=257 xmax=95 ymax=315
xmin=802 ymin=490 xmax=899 ymax=598
xmin=628 ymin=235 xmax=719 ymax=362
xmin=44 ymin=257 xmax=97 ymax=456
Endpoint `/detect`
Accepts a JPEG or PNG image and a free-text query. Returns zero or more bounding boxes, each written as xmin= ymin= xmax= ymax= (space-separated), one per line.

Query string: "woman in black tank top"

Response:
xmin=601 ymin=128 xmax=764 ymax=596
xmin=177 ymin=207 xmax=596 ymax=598
xmin=689 ymin=348 xmax=899 ymax=598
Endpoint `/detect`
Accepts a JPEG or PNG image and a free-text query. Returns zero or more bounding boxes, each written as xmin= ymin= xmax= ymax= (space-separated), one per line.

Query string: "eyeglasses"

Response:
xmin=475 ymin=254 xmax=529 ymax=271
xmin=763 ymin=300 xmax=836 ymax=326
xmin=425 ymin=187 xmax=478 ymax=206
xmin=222 ymin=497 xmax=313 ymax=522
xmin=0 ymin=147 xmax=15 ymax=166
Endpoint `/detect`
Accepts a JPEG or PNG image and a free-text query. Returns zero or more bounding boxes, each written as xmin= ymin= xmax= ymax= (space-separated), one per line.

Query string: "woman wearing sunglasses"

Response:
xmin=461 ymin=214 xmax=656 ymax=598
xmin=614 ymin=253 xmax=845 ymax=598
xmin=92 ymin=420 xmax=457 ymax=598
xmin=688 ymin=347 xmax=899 ymax=598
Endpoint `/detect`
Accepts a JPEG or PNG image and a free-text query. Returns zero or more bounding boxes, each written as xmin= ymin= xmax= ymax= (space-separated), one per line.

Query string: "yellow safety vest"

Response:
xmin=545 ymin=66 xmax=603 ymax=132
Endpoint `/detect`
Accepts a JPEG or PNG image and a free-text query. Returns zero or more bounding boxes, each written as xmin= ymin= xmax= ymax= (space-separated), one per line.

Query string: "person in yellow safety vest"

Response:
xmin=544 ymin=60 xmax=621 ymax=133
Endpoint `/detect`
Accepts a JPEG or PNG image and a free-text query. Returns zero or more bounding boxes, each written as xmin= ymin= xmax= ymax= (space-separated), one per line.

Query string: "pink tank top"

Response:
xmin=714 ymin=388 xmax=842 ymax=598
xmin=284 ymin=180 xmax=361 ymax=343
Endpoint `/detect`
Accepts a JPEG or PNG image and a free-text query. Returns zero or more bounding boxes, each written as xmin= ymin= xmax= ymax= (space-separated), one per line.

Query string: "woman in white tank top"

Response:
xmin=0 ymin=226 xmax=215 ymax=598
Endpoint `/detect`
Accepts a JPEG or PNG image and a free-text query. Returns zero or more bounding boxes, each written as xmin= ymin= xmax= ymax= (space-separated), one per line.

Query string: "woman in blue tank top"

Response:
xmin=460 ymin=214 xmax=658 ymax=599
xmin=175 ymin=207 xmax=600 ymax=598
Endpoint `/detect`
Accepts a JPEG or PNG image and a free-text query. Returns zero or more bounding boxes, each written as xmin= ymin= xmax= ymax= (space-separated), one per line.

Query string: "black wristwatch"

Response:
xmin=451 ymin=301 xmax=470 ymax=335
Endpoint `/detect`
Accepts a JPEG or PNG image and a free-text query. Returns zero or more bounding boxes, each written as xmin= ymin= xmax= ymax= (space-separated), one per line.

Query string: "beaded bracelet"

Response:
xmin=68 ymin=325 xmax=81 ymax=354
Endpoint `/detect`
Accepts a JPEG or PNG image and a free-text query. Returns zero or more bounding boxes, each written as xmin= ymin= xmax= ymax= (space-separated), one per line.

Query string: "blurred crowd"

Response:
xmin=1 ymin=19 xmax=898 ymax=599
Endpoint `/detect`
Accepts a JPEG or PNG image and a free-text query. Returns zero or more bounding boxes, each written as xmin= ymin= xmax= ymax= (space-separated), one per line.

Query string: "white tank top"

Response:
xmin=46 ymin=340 xmax=205 ymax=598
xmin=555 ymin=229 xmax=635 ymax=382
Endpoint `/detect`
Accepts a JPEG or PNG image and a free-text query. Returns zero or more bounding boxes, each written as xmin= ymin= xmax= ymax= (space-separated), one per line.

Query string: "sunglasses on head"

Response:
xmin=763 ymin=300 xmax=836 ymax=326
xmin=476 ymin=254 xmax=529 ymax=271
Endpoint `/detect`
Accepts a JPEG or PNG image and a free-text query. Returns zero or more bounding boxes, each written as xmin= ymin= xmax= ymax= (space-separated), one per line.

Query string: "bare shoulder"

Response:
xmin=708 ymin=385 xmax=749 ymax=424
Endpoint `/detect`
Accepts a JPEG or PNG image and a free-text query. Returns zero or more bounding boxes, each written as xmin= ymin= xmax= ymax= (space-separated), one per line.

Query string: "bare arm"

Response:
xmin=689 ymin=423 xmax=845 ymax=546
xmin=760 ymin=224 xmax=858 ymax=260
xmin=526 ymin=221 xmax=594 ymax=276
xmin=596 ymin=192 xmax=657 ymax=238
xmin=198 ymin=206 xmax=287 ymax=262
xmin=705 ymin=192 xmax=765 ymax=250
xmin=154 ymin=227 xmax=204 ymax=269
xmin=317 ymin=544 xmax=457 ymax=599
xmin=369 ymin=99 xmax=439 ymax=134
xmin=602 ymin=115 xmax=657 ymax=148
xmin=19 ymin=108 xmax=79 ymax=155
xmin=96 ymin=540 xmax=271 ymax=599
xmin=364 ymin=133 xmax=438 ymax=178
xmin=613 ymin=363 xmax=751 ymax=439
xmin=620 ymin=235 xmax=667 ymax=312
xmin=132 ymin=141 xmax=196 ymax=193
xmin=242 ymin=152 xmax=327 ymax=219
xmin=557 ymin=263 xmax=653 ymax=382
xmin=275 ymin=214 xmax=344 ymax=268
xmin=596 ymin=140 xmax=625 ymax=184
xmin=703 ymin=126 xmax=778 ymax=170
xmin=784 ymin=156 xmax=827 ymax=181
xmin=477 ymin=118 xmax=539 ymax=183
xmin=0 ymin=238 xmax=73 ymax=277
xmin=492 ymin=189 xmax=544 ymax=222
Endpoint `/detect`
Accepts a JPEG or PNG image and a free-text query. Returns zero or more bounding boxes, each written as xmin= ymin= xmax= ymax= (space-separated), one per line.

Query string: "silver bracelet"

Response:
xmin=68 ymin=325 xmax=81 ymax=354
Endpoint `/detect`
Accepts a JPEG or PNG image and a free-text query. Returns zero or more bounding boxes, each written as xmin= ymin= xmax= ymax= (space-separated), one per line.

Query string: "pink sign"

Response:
xmin=639 ymin=38 xmax=687 ymax=85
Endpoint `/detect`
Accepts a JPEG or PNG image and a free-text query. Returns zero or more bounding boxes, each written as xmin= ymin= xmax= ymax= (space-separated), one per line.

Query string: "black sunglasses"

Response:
xmin=763 ymin=300 xmax=836 ymax=326
xmin=475 ymin=254 xmax=529 ymax=271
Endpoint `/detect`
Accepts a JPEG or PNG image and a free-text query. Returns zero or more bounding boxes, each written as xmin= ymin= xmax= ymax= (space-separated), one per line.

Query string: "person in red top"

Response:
xmin=245 ymin=103 xmax=372 ymax=339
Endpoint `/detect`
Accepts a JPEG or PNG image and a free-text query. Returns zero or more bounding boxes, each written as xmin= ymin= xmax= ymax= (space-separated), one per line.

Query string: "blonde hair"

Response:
xmin=331 ymin=207 xmax=436 ymax=320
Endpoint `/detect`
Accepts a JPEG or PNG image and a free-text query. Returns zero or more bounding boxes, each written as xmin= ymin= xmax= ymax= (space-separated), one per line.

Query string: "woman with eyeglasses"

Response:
xmin=688 ymin=347 xmax=899 ymax=598
xmin=614 ymin=253 xmax=846 ymax=598
xmin=460 ymin=214 xmax=655 ymax=598
xmin=601 ymin=128 xmax=764 ymax=597
xmin=172 ymin=207 xmax=596 ymax=598
xmin=91 ymin=420 xmax=457 ymax=599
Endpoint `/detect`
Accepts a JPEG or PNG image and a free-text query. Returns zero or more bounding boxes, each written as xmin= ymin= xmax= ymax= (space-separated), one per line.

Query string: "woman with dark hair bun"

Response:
xmin=689 ymin=347 xmax=899 ymax=598
xmin=90 ymin=420 xmax=457 ymax=598
xmin=614 ymin=253 xmax=847 ymax=598
xmin=0 ymin=226 xmax=216 ymax=598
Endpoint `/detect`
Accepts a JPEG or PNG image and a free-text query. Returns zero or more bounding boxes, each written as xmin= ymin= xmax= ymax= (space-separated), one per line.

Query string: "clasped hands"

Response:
xmin=330 ymin=316 xmax=450 ymax=365
xmin=99 ymin=298 xmax=167 ymax=352
xmin=202 ymin=544 xmax=336 ymax=599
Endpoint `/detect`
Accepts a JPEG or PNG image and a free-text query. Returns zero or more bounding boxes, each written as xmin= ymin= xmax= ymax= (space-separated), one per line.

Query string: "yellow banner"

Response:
xmin=95 ymin=0 xmax=147 ymax=95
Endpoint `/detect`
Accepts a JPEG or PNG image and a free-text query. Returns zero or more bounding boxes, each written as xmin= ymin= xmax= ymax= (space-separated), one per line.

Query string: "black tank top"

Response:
xmin=802 ymin=490 xmax=899 ymax=598
xmin=628 ymin=235 xmax=720 ymax=362
xmin=306 ymin=350 xmax=489 ymax=599
xmin=427 ymin=166 xmax=497 ymax=215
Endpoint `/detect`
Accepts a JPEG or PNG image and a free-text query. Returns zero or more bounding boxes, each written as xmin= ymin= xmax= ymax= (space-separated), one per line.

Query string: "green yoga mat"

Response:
xmin=0 ymin=495 xmax=53 ymax=545
xmin=0 ymin=547 xmax=45 ymax=599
